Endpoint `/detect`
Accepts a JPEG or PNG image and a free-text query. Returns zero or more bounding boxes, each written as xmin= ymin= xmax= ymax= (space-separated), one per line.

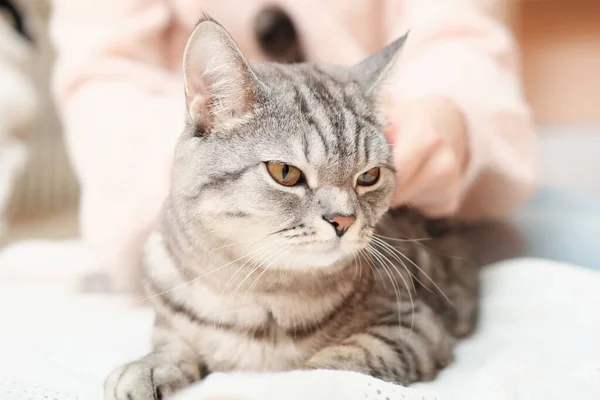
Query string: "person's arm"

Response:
xmin=0 ymin=26 xmax=37 ymax=234
xmin=385 ymin=0 xmax=537 ymax=220
xmin=50 ymin=0 xmax=185 ymax=289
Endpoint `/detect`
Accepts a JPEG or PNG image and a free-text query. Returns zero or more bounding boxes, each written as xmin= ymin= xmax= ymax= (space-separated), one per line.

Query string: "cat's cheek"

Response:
xmin=358 ymin=186 xmax=394 ymax=225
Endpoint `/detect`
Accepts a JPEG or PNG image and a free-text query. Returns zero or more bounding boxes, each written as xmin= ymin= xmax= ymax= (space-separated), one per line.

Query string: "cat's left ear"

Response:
xmin=183 ymin=17 xmax=261 ymax=133
xmin=351 ymin=32 xmax=409 ymax=98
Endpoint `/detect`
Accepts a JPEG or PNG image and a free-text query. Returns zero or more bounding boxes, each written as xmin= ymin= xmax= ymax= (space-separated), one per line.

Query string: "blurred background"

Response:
xmin=0 ymin=0 xmax=599 ymax=265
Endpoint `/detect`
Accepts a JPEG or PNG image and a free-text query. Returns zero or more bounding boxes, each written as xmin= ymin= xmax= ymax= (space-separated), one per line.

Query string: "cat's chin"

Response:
xmin=278 ymin=244 xmax=355 ymax=270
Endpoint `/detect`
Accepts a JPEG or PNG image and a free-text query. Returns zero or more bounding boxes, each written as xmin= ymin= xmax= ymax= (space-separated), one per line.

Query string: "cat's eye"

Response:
xmin=266 ymin=161 xmax=303 ymax=186
xmin=356 ymin=167 xmax=380 ymax=187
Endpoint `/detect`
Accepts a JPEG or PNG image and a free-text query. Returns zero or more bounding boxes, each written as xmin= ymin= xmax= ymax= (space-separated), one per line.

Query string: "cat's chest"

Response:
xmin=184 ymin=317 xmax=315 ymax=371
xmin=169 ymin=293 xmax=326 ymax=371
xmin=168 ymin=282 xmax=362 ymax=371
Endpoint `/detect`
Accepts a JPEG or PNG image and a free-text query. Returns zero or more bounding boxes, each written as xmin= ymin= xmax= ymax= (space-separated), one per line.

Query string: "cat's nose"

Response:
xmin=323 ymin=214 xmax=356 ymax=238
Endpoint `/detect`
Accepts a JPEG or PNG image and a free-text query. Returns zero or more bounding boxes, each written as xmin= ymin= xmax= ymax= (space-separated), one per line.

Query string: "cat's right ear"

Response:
xmin=352 ymin=32 xmax=409 ymax=97
xmin=183 ymin=17 xmax=261 ymax=133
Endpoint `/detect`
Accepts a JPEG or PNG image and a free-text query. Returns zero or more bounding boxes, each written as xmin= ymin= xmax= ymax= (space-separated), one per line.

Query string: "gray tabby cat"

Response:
xmin=105 ymin=16 xmax=478 ymax=400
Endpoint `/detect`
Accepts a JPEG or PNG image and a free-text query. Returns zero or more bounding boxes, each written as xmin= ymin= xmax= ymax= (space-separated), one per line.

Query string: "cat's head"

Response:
xmin=170 ymin=16 xmax=406 ymax=269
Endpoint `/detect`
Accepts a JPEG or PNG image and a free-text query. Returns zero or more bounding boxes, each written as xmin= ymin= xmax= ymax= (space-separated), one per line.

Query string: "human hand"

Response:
xmin=385 ymin=96 xmax=469 ymax=217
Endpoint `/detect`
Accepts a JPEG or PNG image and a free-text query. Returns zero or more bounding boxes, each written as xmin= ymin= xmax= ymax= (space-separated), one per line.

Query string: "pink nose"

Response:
xmin=323 ymin=214 xmax=356 ymax=238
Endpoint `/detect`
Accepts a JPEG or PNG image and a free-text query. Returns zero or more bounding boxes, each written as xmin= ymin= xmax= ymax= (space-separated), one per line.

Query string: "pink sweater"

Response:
xmin=50 ymin=0 xmax=537 ymax=286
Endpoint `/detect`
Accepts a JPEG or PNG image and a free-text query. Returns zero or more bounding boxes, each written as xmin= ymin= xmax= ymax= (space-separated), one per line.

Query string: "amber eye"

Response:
xmin=356 ymin=167 xmax=380 ymax=187
xmin=266 ymin=161 xmax=303 ymax=186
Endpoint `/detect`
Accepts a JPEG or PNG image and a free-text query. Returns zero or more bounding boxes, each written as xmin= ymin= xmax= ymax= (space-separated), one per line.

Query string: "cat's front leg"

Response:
xmin=105 ymin=327 xmax=207 ymax=400
xmin=304 ymin=301 xmax=454 ymax=385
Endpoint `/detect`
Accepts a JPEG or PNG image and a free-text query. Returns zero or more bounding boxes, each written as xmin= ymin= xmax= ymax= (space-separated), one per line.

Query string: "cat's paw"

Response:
xmin=105 ymin=361 xmax=193 ymax=400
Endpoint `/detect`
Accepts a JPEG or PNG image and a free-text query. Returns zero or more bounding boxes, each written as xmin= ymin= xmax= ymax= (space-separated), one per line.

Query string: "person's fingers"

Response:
xmin=407 ymin=147 xmax=459 ymax=199
xmin=392 ymin=147 xmax=462 ymax=215
xmin=393 ymin=146 xmax=454 ymax=202
xmin=389 ymin=123 xmax=443 ymax=188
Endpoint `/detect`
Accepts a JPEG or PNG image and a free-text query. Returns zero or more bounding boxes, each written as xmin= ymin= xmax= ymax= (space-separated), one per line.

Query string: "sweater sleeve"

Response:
xmin=50 ymin=0 xmax=185 ymax=287
xmin=386 ymin=0 xmax=537 ymax=220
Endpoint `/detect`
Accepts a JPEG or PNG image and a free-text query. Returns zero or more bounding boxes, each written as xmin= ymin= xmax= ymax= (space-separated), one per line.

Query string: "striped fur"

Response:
xmin=105 ymin=17 xmax=478 ymax=400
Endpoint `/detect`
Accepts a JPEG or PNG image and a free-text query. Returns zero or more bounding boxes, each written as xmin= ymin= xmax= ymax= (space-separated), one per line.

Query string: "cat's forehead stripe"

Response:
xmin=263 ymin=64 xmax=386 ymax=171
xmin=292 ymin=85 xmax=331 ymax=156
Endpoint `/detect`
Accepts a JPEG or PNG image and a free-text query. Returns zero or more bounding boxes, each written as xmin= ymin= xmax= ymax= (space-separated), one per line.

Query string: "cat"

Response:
xmin=105 ymin=16 xmax=479 ymax=400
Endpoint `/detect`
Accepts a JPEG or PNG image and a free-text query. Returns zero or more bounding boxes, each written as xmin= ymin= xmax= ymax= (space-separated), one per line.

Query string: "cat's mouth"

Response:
xmin=285 ymin=233 xmax=370 ymax=252
xmin=294 ymin=238 xmax=351 ymax=251
xmin=279 ymin=238 xmax=367 ymax=268
xmin=267 ymin=224 xmax=370 ymax=267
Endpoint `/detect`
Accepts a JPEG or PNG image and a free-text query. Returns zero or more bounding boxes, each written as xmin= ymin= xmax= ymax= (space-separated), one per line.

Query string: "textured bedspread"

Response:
xmin=0 ymin=241 xmax=599 ymax=400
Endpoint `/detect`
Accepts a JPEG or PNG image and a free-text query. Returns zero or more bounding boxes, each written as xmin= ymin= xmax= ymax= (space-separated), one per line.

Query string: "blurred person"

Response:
xmin=0 ymin=0 xmax=38 ymax=237
xmin=49 ymin=0 xmax=537 ymax=290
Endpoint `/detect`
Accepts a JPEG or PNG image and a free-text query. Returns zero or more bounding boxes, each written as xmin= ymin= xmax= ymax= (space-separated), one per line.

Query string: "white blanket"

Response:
xmin=0 ymin=241 xmax=599 ymax=400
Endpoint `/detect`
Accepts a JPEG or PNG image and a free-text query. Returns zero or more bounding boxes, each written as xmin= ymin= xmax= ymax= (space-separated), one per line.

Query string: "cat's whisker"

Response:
xmin=226 ymin=242 xmax=292 ymax=307
xmin=371 ymin=236 xmax=419 ymax=292
xmin=372 ymin=236 xmax=445 ymax=306
xmin=245 ymin=244 xmax=296 ymax=299
xmin=373 ymin=233 xmax=431 ymax=243
xmin=209 ymin=235 xmax=270 ymax=253
xmin=220 ymin=258 xmax=255 ymax=297
xmin=215 ymin=244 xmax=285 ymax=331
xmin=213 ymin=243 xmax=276 ymax=331
xmin=366 ymin=243 xmax=414 ymax=336
xmin=357 ymin=249 xmax=379 ymax=295
xmin=224 ymin=250 xmax=275 ymax=307
xmin=357 ymin=248 xmax=367 ymax=283
xmin=375 ymin=248 xmax=417 ymax=340
xmin=351 ymin=253 xmax=360 ymax=282
xmin=220 ymin=239 xmax=286 ymax=296
xmin=363 ymin=246 xmax=388 ymax=289
xmin=215 ymin=250 xmax=272 ymax=332
xmin=372 ymin=236 xmax=453 ymax=307
xmin=143 ymin=239 xmax=279 ymax=300
xmin=358 ymin=249 xmax=373 ymax=280
xmin=377 ymin=231 xmax=468 ymax=263
xmin=365 ymin=244 xmax=403 ymax=317
xmin=237 ymin=244 xmax=293 ymax=304
xmin=370 ymin=242 xmax=417 ymax=337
